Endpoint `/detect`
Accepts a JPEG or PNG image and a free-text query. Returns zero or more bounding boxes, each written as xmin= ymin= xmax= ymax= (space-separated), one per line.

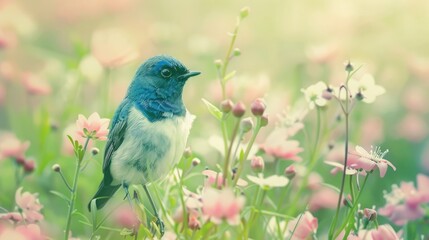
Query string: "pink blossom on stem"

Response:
xmin=21 ymin=73 xmax=51 ymax=96
xmin=0 ymin=83 xmax=5 ymax=106
xmin=113 ymin=205 xmax=140 ymax=231
xmin=368 ymin=224 xmax=399 ymax=240
xmin=202 ymin=188 xmax=245 ymax=225
xmin=202 ymin=170 xmax=248 ymax=188
xmin=354 ymin=145 xmax=395 ymax=177
xmin=308 ymin=187 xmax=339 ymax=211
xmin=76 ymin=112 xmax=110 ymax=140
xmin=0 ymin=212 xmax=23 ymax=223
xmin=0 ymin=132 xmax=30 ymax=160
xmin=287 ymin=211 xmax=318 ymax=240
xmin=354 ymin=224 xmax=399 ymax=240
xmin=62 ymin=124 xmax=94 ymax=156
xmin=260 ymin=128 xmax=303 ymax=161
xmin=15 ymin=187 xmax=44 ymax=223
xmin=0 ymin=224 xmax=45 ymax=240
xmin=379 ymin=174 xmax=429 ymax=225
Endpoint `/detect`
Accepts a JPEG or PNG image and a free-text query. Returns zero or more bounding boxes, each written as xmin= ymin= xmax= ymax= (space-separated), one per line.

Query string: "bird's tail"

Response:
xmin=88 ymin=180 xmax=120 ymax=211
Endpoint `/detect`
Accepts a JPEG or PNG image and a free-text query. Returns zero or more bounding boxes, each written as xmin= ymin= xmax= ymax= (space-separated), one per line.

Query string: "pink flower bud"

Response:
xmin=250 ymin=98 xmax=266 ymax=116
xmin=15 ymin=156 xmax=26 ymax=165
xmin=232 ymin=102 xmax=246 ymax=118
xmin=322 ymin=89 xmax=333 ymax=100
xmin=188 ymin=214 xmax=201 ymax=230
xmin=363 ymin=208 xmax=377 ymax=221
xmin=284 ymin=165 xmax=296 ymax=179
xmin=251 ymin=156 xmax=265 ymax=172
xmin=114 ymin=206 xmax=140 ymax=231
xmin=24 ymin=159 xmax=35 ymax=173
xmin=220 ymin=99 xmax=234 ymax=113
xmin=343 ymin=195 xmax=353 ymax=208
xmin=240 ymin=117 xmax=254 ymax=133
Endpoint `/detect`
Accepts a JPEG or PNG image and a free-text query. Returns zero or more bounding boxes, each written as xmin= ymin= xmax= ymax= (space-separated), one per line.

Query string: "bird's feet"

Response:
xmin=155 ymin=217 xmax=165 ymax=237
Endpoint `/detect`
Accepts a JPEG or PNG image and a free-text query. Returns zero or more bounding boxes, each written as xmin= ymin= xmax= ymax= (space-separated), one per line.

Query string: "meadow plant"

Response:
xmin=1 ymin=3 xmax=429 ymax=240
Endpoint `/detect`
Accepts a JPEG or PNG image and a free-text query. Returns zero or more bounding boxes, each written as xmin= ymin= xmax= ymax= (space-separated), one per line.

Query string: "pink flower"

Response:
xmin=113 ymin=205 xmax=140 ymax=231
xmin=21 ymin=73 xmax=51 ymax=96
xmin=0 ymin=61 xmax=17 ymax=82
xmin=369 ymin=224 xmax=399 ymax=240
xmin=287 ymin=211 xmax=318 ymax=240
xmin=354 ymin=224 xmax=399 ymax=240
xmin=0 ymin=29 xmax=17 ymax=50
xmin=354 ymin=145 xmax=396 ymax=177
xmin=260 ymin=128 xmax=303 ymax=161
xmin=15 ymin=187 xmax=44 ymax=223
xmin=76 ymin=112 xmax=110 ymax=140
xmin=325 ymin=144 xmax=375 ymax=176
xmin=0 ymin=212 xmax=23 ymax=223
xmin=0 ymin=83 xmax=5 ymax=106
xmin=0 ymin=132 xmax=30 ymax=160
xmin=202 ymin=170 xmax=248 ymax=188
xmin=62 ymin=124 xmax=94 ymax=156
xmin=91 ymin=28 xmax=139 ymax=68
xmin=202 ymin=188 xmax=245 ymax=225
xmin=397 ymin=113 xmax=428 ymax=142
xmin=379 ymin=174 xmax=429 ymax=225
xmin=0 ymin=224 xmax=45 ymax=240
xmin=308 ymin=187 xmax=339 ymax=212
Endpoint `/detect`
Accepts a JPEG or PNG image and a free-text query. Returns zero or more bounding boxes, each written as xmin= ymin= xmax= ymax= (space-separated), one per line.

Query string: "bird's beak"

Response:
xmin=178 ymin=71 xmax=201 ymax=81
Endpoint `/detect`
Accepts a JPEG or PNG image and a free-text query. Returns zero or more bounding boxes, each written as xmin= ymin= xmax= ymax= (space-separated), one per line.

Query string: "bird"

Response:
xmin=88 ymin=55 xmax=200 ymax=235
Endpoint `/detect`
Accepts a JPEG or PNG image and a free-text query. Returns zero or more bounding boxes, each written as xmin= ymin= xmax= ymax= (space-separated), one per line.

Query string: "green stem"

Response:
xmin=223 ymin=118 xmax=240 ymax=185
xmin=349 ymin=175 xmax=355 ymax=201
xmin=64 ymin=138 xmax=90 ymax=240
xmin=221 ymin=115 xmax=229 ymax=161
xmin=220 ymin=18 xmax=241 ymax=99
xmin=233 ymin=117 xmax=261 ymax=186
xmin=328 ymin=71 xmax=352 ymax=239
xmin=335 ymin=174 xmax=370 ymax=239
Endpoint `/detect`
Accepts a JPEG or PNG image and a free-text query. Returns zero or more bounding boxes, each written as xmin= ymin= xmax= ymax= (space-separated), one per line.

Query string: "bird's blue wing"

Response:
xmin=102 ymin=99 xmax=132 ymax=184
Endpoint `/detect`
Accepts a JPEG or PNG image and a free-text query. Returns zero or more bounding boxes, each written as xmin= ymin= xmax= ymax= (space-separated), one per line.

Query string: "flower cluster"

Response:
xmin=379 ymin=174 xmax=429 ymax=225
xmin=301 ymin=73 xmax=385 ymax=110
xmin=0 ymin=133 xmax=35 ymax=173
xmin=0 ymin=188 xmax=46 ymax=240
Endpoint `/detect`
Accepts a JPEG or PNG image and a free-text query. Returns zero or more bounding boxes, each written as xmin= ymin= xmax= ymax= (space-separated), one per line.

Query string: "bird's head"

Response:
xmin=127 ymin=55 xmax=200 ymax=101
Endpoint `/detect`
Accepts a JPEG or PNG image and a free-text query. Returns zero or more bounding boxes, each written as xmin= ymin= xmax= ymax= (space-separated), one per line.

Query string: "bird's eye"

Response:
xmin=161 ymin=68 xmax=172 ymax=78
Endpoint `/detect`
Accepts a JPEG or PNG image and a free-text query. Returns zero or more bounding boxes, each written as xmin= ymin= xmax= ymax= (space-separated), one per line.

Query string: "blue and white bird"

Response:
xmin=88 ymin=55 xmax=200 ymax=234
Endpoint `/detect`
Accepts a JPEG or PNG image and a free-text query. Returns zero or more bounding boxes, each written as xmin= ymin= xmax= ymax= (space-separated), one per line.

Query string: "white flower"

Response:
xmin=301 ymin=81 xmax=328 ymax=109
xmin=348 ymin=74 xmax=385 ymax=103
xmin=247 ymin=174 xmax=289 ymax=189
xmin=267 ymin=217 xmax=287 ymax=238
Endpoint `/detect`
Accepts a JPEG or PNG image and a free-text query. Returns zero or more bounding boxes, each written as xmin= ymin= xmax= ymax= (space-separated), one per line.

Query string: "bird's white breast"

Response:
xmin=110 ymin=107 xmax=195 ymax=185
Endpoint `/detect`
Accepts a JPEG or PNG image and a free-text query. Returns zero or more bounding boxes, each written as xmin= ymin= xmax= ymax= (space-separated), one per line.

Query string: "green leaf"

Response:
xmin=50 ymin=190 xmax=70 ymax=203
xmin=223 ymin=70 xmax=236 ymax=82
xmin=320 ymin=183 xmax=341 ymax=193
xmin=202 ymin=98 xmax=223 ymax=121
xmin=90 ymin=199 xmax=98 ymax=231
xmin=67 ymin=135 xmax=75 ymax=147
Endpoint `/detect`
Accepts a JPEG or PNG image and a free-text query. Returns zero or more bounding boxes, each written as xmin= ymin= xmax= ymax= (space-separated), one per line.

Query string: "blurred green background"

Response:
xmin=1 ymin=0 xmax=428 ymax=238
